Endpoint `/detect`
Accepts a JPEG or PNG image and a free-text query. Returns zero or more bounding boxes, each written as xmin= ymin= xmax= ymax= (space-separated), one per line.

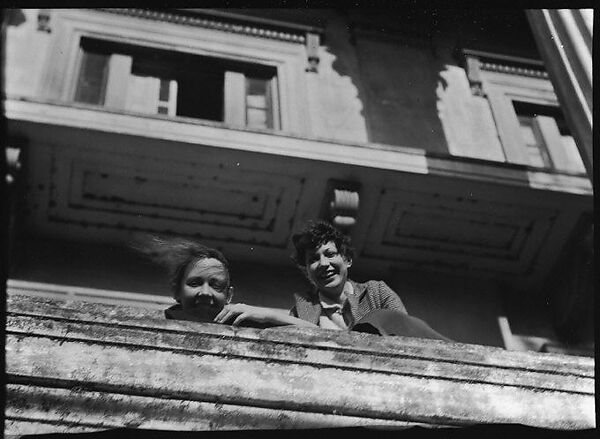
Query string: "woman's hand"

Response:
xmin=214 ymin=303 xmax=317 ymax=328
xmin=214 ymin=303 xmax=275 ymax=326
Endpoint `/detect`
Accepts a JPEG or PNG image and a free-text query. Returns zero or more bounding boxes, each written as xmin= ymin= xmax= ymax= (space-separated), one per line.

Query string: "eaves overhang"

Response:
xmin=4 ymin=98 xmax=592 ymax=197
xmin=5 ymin=98 xmax=592 ymax=292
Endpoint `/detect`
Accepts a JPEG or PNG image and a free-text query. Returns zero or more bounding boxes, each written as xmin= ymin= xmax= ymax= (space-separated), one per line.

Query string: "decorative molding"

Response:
xmin=323 ymin=180 xmax=361 ymax=232
xmin=177 ymin=9 xmax=324 ymax=34
xmin=464 ymin=55 xmax=484 ymax=97
xmin=360 ymin=187 xmax=559 ymax=279
xmin=480 ymin=61 xmax=549 ymax=79
xmin=305 ymin=32 xmax=320 ymax=73
xmin=94 ymin=9 xmax=306 ymax=44
xmin=461 ymin=49 xmax=549 ymax=97
xmin=45 ymin=146 xmax=304 ymax=249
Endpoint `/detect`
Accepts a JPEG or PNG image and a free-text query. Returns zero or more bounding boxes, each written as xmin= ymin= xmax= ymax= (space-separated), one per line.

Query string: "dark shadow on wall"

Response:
xmin=328 ymin=9 xmax=450 ymax=154
xmin=5 ymin=9 xmax=27 ymax=27
xmin=325 ymin=9 xmax=543 ymax=155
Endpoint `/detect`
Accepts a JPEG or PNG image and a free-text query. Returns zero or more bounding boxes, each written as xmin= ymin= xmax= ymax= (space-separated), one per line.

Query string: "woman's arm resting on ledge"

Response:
xmin=214 ymin=303 xmax=318 ymax=328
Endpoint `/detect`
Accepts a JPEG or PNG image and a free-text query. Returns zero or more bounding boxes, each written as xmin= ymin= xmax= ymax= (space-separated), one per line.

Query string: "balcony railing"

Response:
xmin=5 ymin=293 xmax=595 ymax=435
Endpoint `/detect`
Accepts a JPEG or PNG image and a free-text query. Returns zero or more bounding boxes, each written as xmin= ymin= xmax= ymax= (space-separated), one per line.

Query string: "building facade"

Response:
xmin=3 ymin=8 xmax=593 ymax=353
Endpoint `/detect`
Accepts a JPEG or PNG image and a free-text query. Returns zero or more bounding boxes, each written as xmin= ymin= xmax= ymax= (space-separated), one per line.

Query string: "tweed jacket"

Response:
xmin=290 ymin=280 xmax=407 ymax=326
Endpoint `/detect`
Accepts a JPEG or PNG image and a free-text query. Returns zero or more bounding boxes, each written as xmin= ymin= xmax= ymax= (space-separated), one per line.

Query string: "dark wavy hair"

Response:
xmin=291 ymin=220 xmax=354 ymax=268
xmin=132 ymin=234 xmax=230 ymax=296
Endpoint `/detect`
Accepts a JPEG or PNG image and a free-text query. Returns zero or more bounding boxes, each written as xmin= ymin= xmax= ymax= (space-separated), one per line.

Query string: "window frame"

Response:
xmin=74 ymin=38 xmax=280 ymax=129
xmin=480 ymin=69 xmax=586 ymax=174
xmin=39 ymin=9 xmax=309 ymax=134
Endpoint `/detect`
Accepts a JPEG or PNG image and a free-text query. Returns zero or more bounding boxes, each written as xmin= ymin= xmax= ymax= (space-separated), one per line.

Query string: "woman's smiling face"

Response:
xmin=305 ymin=241 xmax=352 ymax=298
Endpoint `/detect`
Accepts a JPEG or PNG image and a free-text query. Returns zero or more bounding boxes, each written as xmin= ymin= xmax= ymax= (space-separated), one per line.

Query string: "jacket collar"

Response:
xmin=295 ymin=279 xmax=366 ymax=325
xmin=349 ymin=279 xmax=368 ymax=300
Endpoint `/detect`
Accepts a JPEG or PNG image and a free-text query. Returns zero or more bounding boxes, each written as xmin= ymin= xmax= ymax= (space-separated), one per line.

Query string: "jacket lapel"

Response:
xmin=347 ymin=280 xmax=367 ymax=320
xmin=295 ymin=281 xmax=367 ymax=326
xmin=294 ymin=292 xmax=321 ymax=325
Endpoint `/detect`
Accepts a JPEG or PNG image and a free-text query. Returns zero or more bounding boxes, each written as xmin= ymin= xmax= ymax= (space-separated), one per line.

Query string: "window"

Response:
xmin=74 ymin=38 xmax=280 ymax=130
xmin=516 ymin=113 xmax=552 ymax=168
xmin=463 ymin=49 xmax=586 ymax=174
xmin=512 ymin=101 xmax=584 ymax=171
xmin=74 ymin=50 xmax=109 ymax=105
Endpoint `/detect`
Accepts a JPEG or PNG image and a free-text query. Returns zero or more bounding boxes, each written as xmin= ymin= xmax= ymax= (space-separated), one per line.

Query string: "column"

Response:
xmin=526 ymin=9 xmax=593 ymax=178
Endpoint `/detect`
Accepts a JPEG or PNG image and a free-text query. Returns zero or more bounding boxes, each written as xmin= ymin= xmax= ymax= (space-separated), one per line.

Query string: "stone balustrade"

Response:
xmin=5 ymin=293 xmax=595 ymax=435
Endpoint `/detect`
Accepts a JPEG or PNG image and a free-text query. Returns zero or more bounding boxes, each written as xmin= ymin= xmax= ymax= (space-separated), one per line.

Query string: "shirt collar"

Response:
xmin=318 ymin=281 xmax=354 ymax=310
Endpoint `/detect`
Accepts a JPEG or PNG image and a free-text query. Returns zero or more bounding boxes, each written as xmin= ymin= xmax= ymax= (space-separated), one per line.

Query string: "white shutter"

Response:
xmin=534 ymin=115 xmax=586 ymax=173
xmin=157 ymin=79 xmax=178 ymax=116
xmin=125 ymin=74 xmax=161 ymax=114
xmin=104 ymin=54 xmax=133 ymax=109
xmin=269 ymin=76 xmax=280 ymax=130
xmin=223 ymin=71 xmax=246 ymax=126
xmin=167 ymin=79 xmax=178 ymax=116
xmin=485 ymin=87 xmax=529 ymax=165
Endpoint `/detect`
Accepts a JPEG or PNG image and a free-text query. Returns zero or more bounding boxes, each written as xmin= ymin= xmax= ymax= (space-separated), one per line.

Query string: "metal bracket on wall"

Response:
xmin=464 ymin=55 xmax=484 ymax=97
xmin=37 ymin=9 xmax=52 ymax=33
xmin=5 ymin=147 xmax=21 ymax=186
xmin=305 ymin=32 xmax=320 ymax=73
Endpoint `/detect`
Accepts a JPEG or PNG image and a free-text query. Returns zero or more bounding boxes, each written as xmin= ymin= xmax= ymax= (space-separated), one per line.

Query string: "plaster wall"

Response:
xmin=4 ymin=9 xmax=52 ymax=100
xmin=312 ymin=19 xmax=508 ymax=160
xmin=304 ymin=13 xmax=370 ymax=143
xmin=433 ymin=44 xmax=507 ymax=161
xmin=353 ymin=36 xmax=448 ymax=152
xmin=300 ymin=12 xmax=510 ymax=161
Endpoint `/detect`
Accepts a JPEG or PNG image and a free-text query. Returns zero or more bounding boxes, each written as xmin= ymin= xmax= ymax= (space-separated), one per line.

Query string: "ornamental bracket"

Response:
xmin=305 ymin=32 xmax=320 ymax=73
xmin=5 ymin=147 xmax=22 ymax=186
xmin=37 ymin=9 xmax=52 ymax=33
xmin=321 ymin=180 xmax=361 ymax=234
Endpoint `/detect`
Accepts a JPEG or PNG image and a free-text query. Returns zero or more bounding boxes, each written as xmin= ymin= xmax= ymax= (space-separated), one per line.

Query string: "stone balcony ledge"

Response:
xmin=5 ymin=293 xmax=595 ymax=435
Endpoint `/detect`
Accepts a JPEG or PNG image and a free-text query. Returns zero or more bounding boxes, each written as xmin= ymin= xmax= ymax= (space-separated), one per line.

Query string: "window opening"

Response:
xmin=74 ymin=37 xmax=279 ymax=129
xmin=512 ymin=101 xmax=581 ymax=171
xmin=74 ymin=50 xmax=109 ymax=105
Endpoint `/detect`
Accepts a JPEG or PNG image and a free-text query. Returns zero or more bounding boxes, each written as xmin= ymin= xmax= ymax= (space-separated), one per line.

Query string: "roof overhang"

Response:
xmin=5 ymin=98 xmax=592 ymax=292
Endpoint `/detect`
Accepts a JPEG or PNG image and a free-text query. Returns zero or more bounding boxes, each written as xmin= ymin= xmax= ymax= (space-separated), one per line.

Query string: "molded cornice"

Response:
xmin=95 ymin=8 xmax=307 ymax=44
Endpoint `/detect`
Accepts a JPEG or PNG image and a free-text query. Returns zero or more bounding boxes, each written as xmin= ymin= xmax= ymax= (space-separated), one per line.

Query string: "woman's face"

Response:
xmin=178 ymin=257 xmax=231 ymax=314
xmin=305 ymin=241 xmax=352 ymax=297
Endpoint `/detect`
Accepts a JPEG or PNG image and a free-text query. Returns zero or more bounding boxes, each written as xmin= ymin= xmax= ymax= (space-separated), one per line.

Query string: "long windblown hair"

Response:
xmin=131 ymin=234 xmax=230 ymax=296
